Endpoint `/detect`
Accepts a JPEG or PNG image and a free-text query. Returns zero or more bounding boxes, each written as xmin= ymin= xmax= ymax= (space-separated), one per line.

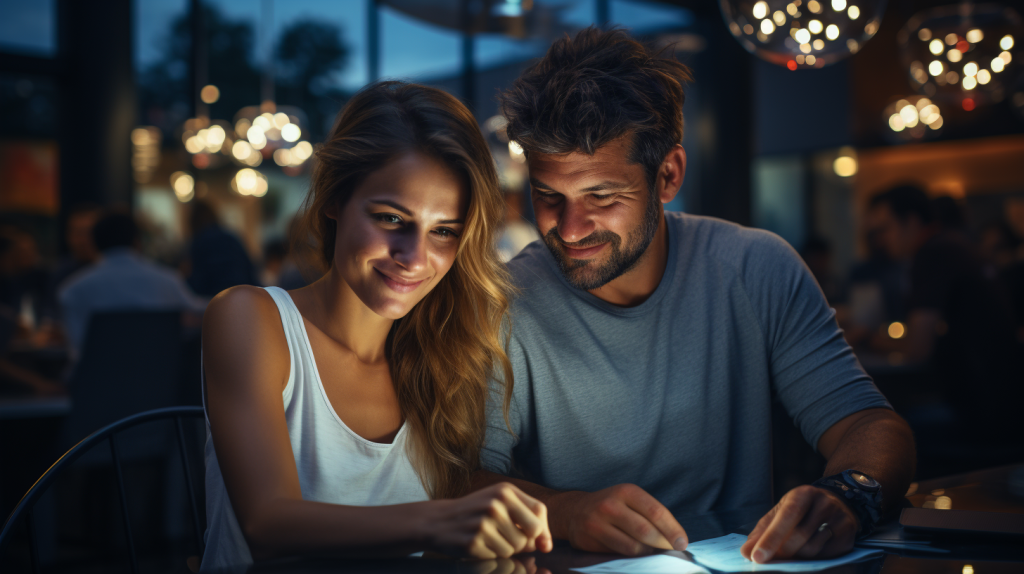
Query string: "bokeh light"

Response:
xmin=720 ymin=0 xmax=886 ymax=68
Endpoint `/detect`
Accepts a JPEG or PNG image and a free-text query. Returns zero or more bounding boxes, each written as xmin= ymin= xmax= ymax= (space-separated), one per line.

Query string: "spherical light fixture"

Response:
xmin=899 ymin=4 xmax=1022 ymax=108
xmin=720 ymin=0 xmax=886 ymax=69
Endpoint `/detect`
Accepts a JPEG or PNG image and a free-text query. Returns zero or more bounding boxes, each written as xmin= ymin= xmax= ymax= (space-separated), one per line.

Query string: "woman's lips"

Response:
xmin=563 ymin=242 xmax=608 ymax=259
xmin=375 ymin=268 xmax=425 ymax=293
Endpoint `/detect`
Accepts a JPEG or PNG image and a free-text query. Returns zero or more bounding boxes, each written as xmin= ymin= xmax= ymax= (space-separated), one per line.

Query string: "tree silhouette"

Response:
xmin=275 ymin=19 xmax=350 ymax=140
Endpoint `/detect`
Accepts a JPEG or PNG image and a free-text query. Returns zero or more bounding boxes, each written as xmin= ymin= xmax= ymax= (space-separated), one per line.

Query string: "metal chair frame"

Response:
xmin=0 ymin=406 xmax=206 ymax=574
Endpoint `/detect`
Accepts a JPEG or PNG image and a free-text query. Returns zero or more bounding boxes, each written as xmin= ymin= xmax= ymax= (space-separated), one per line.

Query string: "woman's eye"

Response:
xmin=374 ymin=213 xmax=402 ymax=225
xmin=433 ymin=227 xmax=460 ymax=240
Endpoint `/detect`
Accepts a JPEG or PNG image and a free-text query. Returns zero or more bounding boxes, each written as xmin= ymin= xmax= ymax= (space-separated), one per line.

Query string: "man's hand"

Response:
xmin=555 ymin=484 xmax=688 ymax=556
xmin=740 ymin=485 xmax=858 ymax=563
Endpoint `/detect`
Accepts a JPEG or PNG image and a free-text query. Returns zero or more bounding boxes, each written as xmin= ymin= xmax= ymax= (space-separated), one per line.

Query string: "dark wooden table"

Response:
xmin=232 ymin=464 xmax=1024 ymax=574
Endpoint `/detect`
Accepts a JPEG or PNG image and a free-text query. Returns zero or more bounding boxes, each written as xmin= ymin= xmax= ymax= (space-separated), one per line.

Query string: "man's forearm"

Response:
xmin=471 ymin=470 xmax=583 ymax=540
xmin=822 ymin=410 xmax=916 ymax=512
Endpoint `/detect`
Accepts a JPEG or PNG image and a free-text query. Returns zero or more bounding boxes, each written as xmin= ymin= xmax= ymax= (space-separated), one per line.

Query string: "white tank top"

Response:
xmin=200 ymin=286 xmax=429 ymax=570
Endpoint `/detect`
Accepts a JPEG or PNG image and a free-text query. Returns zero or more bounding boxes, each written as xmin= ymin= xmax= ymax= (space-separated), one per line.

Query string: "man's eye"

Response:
xmin=535 ymin=190 xmax=561 ymax=202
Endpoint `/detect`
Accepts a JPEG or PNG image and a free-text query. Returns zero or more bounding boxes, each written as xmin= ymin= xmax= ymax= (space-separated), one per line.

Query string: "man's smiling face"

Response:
xmin=528 ymin=136 xmax=662 ymax=291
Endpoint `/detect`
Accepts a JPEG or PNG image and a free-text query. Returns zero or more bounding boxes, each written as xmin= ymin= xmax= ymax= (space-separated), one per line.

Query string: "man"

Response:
xmin=59 ymin=211 xmax=207 ymax=355
xmin=868 ymin=186 xmax=1022 ymax=443
xmin=475 ymin=28 xmax=916 ymax=563
xmin=184 ymin=200 xmax=258 ymax=297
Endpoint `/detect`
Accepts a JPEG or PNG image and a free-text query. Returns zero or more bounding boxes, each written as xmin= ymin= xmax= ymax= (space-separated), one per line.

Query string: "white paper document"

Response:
xmin=573 ymin=554 xmax=710 ymax=574
xmin=573 ymin=533 xmax=884 ymax=574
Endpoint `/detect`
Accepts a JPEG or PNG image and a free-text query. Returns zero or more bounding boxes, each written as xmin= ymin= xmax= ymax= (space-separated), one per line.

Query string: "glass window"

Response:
xmin=381 ymin=4 xmax=461 ymax=96
xmin=610 ymin=1 xmax=693 ymax=34
xmin=0 ymin=1 xmax=56 ymax=57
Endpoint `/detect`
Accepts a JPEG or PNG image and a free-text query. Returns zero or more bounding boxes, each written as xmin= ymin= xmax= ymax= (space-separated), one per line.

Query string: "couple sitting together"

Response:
xmin=200 ymin=28 xmax=915 ymax=570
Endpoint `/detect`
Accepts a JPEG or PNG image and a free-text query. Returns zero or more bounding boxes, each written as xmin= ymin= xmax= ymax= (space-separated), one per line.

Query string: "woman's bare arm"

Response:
xmin=203 ymin=286 xmax=549 ymax=560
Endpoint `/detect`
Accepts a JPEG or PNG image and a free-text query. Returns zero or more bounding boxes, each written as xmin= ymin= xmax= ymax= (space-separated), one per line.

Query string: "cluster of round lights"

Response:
xmin=230 ymin=168 xmax=269 ymax=197
xmin=911 ymin=30 xmax=1013 ymax=93
xmin=899 ymin=4 xmax=1021 ymax=108
xmin=883 ymin=96 xmax=944 ymax=141
xmin=721 ymin=0 xmax=884 ymax=69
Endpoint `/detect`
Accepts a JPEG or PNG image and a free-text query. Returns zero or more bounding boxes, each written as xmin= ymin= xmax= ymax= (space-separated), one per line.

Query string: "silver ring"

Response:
xmin=818 ymin=522 xmax=829 ymax=533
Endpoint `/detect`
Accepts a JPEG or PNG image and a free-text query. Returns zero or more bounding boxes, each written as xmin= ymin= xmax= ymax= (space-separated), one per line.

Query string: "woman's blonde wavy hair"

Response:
xmin=298 ymin=81 xmax=514 ymax=499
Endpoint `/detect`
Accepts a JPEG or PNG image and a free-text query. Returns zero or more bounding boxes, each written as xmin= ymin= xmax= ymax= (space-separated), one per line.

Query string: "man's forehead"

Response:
xmin=526 ymin=137 xmax=642 ymax=187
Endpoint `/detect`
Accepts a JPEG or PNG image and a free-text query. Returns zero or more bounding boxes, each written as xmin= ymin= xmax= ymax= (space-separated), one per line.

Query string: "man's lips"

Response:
xmin=562 ymin=242 xmax=608 ymax=259
xmin=374 ymin=268 xmax=425 ymax=293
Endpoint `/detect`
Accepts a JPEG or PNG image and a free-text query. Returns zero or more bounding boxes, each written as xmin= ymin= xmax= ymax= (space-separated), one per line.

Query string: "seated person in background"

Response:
xmin=868 ymin=186 xmax=1023 ymax=443
xmin=51 ymin=203 xmax=101 ymax=293
xmin=474 ymin=27 xmax=916 ymax=563
xmin=201 ymin=82 xmax=549 ymax=569
xmin=59 ymin=211 xmax=207 ymax=356
xmin=0 ymin=233 xmax=63 ymax=396
xmin=185 ymin=200 xmax=258 ymax=297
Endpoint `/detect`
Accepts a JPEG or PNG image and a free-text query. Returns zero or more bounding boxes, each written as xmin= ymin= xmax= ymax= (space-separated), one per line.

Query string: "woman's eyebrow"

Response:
xmin=367 ymin=199 xmax=414 ymax=215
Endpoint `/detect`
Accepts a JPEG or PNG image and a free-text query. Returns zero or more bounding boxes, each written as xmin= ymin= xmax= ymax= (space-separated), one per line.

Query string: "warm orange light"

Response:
xmin=888 ymin=322 xmax=906 ymax=339
xmin=787 ymin=60 xmax=798 ymax=70
xmin=200 ymin=84 xmax=220 ymax=104
xmin=962 ymin=98 xmax=975 ymax=111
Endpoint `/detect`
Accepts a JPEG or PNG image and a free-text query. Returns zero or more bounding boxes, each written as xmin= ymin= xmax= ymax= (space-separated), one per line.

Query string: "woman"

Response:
xmin=201 ymin=82 xmax=551 ymax=569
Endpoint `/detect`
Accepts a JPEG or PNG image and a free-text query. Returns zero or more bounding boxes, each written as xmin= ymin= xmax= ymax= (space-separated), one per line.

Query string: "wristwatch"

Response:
xmin=811 ymin=470 xmax=883 ymax=537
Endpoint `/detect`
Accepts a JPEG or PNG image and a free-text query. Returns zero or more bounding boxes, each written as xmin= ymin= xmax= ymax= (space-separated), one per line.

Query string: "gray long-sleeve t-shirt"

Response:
xmin=481 ymin=212 xmax=890 ymax=515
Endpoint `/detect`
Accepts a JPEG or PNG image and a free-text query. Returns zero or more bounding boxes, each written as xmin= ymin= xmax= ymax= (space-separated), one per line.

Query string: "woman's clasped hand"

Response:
xmin=429 ymin=483 xmax=551 ymax=558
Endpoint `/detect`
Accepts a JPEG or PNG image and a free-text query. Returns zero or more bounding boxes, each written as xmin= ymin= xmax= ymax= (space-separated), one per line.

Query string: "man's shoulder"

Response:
xmin=667 ymin=212 xmax=796 ymax=272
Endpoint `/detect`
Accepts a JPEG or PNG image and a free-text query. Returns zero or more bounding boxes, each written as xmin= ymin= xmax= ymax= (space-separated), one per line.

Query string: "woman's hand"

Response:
xmin=427 ymin=482 xmax=551 ymax=559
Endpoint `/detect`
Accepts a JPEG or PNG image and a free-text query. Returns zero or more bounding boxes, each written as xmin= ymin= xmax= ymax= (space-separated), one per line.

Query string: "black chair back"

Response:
xmin=65 ymin=311 xmax=182 ymax=453
xmin=0 ymin=407 xmax=206 ymax=573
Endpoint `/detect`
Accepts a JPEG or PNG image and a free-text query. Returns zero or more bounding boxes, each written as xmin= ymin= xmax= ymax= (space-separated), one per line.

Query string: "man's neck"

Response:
xmin=586 ymin=214 xmax=670 ymax=307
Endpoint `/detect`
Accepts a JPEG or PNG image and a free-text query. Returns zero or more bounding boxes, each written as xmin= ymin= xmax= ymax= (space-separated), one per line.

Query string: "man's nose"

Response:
xmin=556 ymin=199 xmax=596 ymax=244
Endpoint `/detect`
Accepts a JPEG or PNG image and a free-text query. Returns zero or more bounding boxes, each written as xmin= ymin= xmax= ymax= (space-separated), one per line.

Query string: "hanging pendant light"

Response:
xmin=899 ymin=3 xmax=1022 ymax=109
xmin=719 ymin=0 xmax=886 ymax=69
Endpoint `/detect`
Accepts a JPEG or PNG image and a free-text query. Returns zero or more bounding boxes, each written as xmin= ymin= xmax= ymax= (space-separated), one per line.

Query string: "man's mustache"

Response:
xmin=544 ymin=228 xmax=620 ymax=249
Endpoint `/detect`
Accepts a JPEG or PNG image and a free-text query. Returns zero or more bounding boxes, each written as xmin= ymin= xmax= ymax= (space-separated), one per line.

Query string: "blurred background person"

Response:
xmin=800 ymin=235 xmax=840 ymax=305
xmin=867 ymin=185 xmax=1023 ymax=446
xmin=58 ymin=210 xmax=207 ymax=356
xmin=50 ymin=203 xmax=101 ymax=293
xmin=183 ymin=200 xmax=258 ymax=297
xmin=0 ymin=232 xmax=63 ymax=396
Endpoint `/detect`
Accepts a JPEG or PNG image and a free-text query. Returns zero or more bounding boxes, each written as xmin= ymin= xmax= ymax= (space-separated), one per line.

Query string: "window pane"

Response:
xmin=0 ymin=0 xmax=56 ymax=57
xmin=610 ymin=0 xmax=693 ymax=34
xmin=381 ymin=4 xmax=462 ymax=94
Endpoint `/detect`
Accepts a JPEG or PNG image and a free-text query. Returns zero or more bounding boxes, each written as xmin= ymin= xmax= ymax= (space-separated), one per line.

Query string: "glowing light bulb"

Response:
xmin=963 ymin=62 xmax=978 ymax=76
xmin=761 ymin=19 xmax=775 ymax=34
xmin=977 ymin=69 xmax=991 ymax=84
xmin=773 ymin=10 xmax=786 ymax=25
xmin=281 ymin=123 xmax=301 ymax=142
xmin=826 ymin=24 xmax=840 ymax=40
xmin=992 ymin=56 xmax=1005 ymax=72
xmin=847 ymin=5 xmax=859 ymax=19
xmin=832 ymin=0 xmax=846 ymax=11
xmin=1001 ymin=35 xmax=1014 ymax=50
xmin=963 ymin=76 xmax=977 ymax=90
xmin=809 ymin=19 xmax=823 ymax=34
xmin=795 ymin=28 xmax=811 ymax=43
xmin=752 ymin=1 xmax=768 ymax=19
xmin=966 ymin=29 xmax=983 ymax=43
xmin=929 ymin=39 xmax=943 ymax=55
xmin=928 ymin=60 xmax=943 ymax=76
xmin=889 ymin=114 xmax=905 ymax=131
xmin=947 ymin=49 xmax=962 ymax=63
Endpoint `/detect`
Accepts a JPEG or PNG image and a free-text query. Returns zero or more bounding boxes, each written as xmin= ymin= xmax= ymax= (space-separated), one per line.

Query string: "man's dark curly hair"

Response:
xmin=500 ymin=26 xmax=692 ymax=191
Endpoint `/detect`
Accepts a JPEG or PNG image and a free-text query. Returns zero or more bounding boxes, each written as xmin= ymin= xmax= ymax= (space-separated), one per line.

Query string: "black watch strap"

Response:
xmin=811 ymin=470 xmax=883 ymax=537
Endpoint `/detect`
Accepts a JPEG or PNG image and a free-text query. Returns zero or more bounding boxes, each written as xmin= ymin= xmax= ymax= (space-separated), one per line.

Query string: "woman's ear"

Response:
xmin=325 ymin=201 xmax=339 ymax=221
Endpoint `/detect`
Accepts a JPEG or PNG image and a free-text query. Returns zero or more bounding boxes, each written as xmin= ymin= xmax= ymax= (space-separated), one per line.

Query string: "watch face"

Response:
xmin=849 ymin=471 xmax=880 ymax=490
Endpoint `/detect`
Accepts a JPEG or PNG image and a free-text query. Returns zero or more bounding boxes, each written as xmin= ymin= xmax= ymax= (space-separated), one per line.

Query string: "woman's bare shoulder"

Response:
xmin=203 ymin=285 xmax=290 ymax=391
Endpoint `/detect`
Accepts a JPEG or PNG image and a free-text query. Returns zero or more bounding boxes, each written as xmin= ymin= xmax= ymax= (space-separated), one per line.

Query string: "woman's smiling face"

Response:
xmin=329 ymin=152 xmax=468 ymax=320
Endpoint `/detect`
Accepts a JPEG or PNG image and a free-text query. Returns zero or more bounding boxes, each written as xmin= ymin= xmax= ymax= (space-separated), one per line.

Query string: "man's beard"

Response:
xmin=543 ymin=188 xmax=662 ymax=291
